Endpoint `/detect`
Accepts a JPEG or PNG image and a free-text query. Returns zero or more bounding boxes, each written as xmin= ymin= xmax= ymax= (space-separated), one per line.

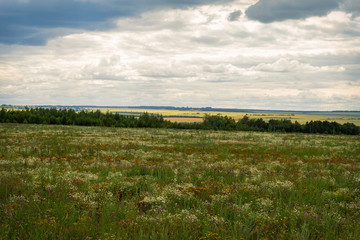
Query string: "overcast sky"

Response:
xmin=1 ymin=0 xmax=359 ymax=110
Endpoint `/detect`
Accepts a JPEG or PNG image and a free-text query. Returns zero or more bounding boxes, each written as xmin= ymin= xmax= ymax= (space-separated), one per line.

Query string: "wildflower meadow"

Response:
xmin=0 ymin=123 xmax=359 ymax=239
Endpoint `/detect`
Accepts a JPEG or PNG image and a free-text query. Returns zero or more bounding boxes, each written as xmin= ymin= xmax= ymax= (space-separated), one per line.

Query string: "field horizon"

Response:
xmin=2 ymin=104 xmax=360 ymax=126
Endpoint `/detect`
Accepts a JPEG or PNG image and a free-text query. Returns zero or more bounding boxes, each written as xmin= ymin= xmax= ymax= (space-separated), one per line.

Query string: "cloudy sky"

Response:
xmin=1 ymin=0 xmax=359 ymax=110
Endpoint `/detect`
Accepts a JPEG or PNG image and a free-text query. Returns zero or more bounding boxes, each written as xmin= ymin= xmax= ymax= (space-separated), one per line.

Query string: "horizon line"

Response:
xmin=1 ymin=104 xmax=360 ymax=113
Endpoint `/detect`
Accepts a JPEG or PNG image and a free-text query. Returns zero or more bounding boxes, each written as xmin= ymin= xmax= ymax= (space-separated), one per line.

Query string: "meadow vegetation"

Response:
xmin=1 ymin=124 xmax=359 ymax=239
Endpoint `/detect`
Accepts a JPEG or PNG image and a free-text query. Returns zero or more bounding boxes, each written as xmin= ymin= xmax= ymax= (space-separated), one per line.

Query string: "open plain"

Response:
xmin=0 ymin=124 xmax=359 ymax=239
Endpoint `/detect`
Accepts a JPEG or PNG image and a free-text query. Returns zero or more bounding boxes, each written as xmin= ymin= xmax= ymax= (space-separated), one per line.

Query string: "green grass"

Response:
xmin=0 ymin=123 xmax=359 ymax=240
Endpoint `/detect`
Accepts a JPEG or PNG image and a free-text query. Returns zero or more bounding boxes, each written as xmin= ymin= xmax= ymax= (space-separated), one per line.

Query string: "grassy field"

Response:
xmin=1 ymin=124 xmax=360 ymax=239
xmin=91 ymin=107 xmax=360 ymax=125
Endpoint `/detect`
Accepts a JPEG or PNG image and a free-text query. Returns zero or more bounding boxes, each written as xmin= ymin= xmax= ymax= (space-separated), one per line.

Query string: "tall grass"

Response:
xmin=0 ymin=124 xmax=359 ymax=239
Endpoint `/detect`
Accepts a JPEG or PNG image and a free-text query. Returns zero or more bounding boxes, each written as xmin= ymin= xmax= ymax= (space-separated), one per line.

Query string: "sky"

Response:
xmin=0 ymin=0 xmax=360 ymax=111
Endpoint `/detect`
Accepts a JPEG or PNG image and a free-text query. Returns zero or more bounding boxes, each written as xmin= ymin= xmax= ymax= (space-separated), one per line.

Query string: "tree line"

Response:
xmin=0 ymin=107 xmax=359 ymax=135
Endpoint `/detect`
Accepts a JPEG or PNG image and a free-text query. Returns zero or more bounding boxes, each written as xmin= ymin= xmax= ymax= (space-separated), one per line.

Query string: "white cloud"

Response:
xmin=250 ymin=58 xmax=345 ymax=73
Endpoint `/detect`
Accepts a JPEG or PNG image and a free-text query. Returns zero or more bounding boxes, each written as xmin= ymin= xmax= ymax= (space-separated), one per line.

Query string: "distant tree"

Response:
xmin=0 ymin=108 xmax=6 ymax=122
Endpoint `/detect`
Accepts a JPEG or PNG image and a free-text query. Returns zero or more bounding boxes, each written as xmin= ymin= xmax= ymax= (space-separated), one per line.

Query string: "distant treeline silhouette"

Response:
xmin=1 ymin=107 xmax=359 ymax=135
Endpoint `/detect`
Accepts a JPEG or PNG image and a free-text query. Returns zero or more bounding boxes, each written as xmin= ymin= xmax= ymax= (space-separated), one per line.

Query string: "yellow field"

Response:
xmin=163 ymin=117 xmax=204 ymax=123
xmin=87 ymin=107 xmax=360 ymax=125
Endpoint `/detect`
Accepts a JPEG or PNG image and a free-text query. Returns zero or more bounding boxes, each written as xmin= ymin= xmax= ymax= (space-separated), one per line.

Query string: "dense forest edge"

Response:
xmin=1 ymin=107 xmax=359 ymax=135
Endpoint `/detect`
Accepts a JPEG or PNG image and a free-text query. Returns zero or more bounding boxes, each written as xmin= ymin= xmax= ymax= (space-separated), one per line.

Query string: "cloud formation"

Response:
xmin=246 ymin=0 xmax=340 ymax=23
xmin=0 ymin=0 xmax=232 ymax=45
xmin=340 ymin=0 xmax=360 ymax=17
xmin=2 ymin=0 xmax=358 ymax=45
xmin=0 ymin=1 xmax=359 ymax=110
xmin=228 ymin=10 xmax=242 ymax=21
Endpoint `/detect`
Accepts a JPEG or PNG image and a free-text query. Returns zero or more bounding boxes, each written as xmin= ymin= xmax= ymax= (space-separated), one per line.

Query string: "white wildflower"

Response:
xmin=9 ymin=194 xmax=28 ymax=203
xmin=262 ymin=180 xmax=294 ymax=190
xmin=257 ymin=197 xmax=273 ymax=208
xmin=142 ymin=196 xmax=166 ymax=205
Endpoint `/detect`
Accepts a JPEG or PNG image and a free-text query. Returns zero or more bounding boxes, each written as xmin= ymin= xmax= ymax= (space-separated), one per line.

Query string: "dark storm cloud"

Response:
xmin=246 ymin=0 xmax=341 ymax=23
xmin=341 ymin=0 xmax=360 ymax=17
xmin=228 ymin=10 xmax=242 ymax=21
xmin=0 ymin=0 xmax=233 ymax=45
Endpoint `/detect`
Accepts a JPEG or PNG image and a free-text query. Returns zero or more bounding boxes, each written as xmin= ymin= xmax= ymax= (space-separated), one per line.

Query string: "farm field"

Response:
xmin=1 ymin=124 xmax=360 ymax=239
xmin=90 ymin=107 xmax=360 ymax=125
